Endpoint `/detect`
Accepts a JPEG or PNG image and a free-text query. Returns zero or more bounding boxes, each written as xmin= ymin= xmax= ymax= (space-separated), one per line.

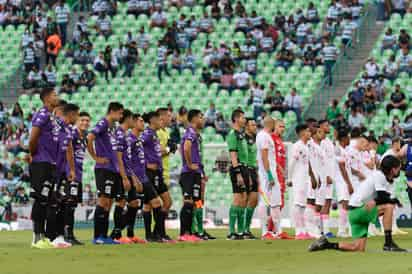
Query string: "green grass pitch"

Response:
xmin=0 ymin=229 xmax=412 ymax=274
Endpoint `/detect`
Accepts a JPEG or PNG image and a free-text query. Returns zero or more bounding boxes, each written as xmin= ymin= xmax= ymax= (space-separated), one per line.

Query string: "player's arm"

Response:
xmin=261 ymin=148 xmax=276 ymax=186
xmin=28 ymin=126 xmax=41 ymax=159
xmin=339 ymin=160 xmax=353 ymax=194
xmin=287 ymin=146 xmax=298 ymax=184
xmin=159 ymin=135 xmax=170 ymax=156
xmin=308 ymin=163 xmax=317 ymax=189
xmin=228 ymin=133 xmax=244 ymax=185
xmin=398 ymin=144 xmax=408 ymax=158
xmin=184 ymin=139 xmax=198 ymax=170
xmin=66 ymin=142 xmax=76 ymax=181
xmin=351 ymin=168 xmax=365 ymax=181
xmin=117 ymin=151 xmax=130 ymax=188
xmin=87 ymin=133 xmax=108 ymax=164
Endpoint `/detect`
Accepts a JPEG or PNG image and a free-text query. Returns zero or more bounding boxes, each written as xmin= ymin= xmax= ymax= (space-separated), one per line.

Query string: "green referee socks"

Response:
xmin=237 ymin=207 xmax=246 ymax=234
xmin=229 ymin=205 xmax=238 ymax=234
xmin=191 ymin=214 xmax=198 ymax=234
xmin=194 ymin=208 xmax=204 ymax=234
xmin=244 ymin=207 xmax=255 ymax=232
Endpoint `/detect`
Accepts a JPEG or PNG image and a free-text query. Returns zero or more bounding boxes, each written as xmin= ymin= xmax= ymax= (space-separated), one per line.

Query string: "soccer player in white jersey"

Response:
xmin=347 ymin=134 xmax=369 ymax=191
xmin=309 ymin=155 xmax=406 ymax=252
xmin=319 ymin=120 xmax=335 ymax=238
xmin=288 ymin=124 xmax=311 ymax=240
xmin=256 ymin=116 xmax=281 ymax=238
xmin=335 ymin=128 xmax=354 ymax=237
xmin=305 ymin=124 xmax=323 ymax=238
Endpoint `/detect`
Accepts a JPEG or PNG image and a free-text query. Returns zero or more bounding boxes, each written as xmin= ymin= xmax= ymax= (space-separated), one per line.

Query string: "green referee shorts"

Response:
xmin=349 ymin=206 xmax=378 ymax=239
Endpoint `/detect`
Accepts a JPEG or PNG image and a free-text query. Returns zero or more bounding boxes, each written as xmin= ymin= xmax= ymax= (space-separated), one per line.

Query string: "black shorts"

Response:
xmin=29 ymin=162 xmax=57 ymax=202
xmin=143 ymin=182 xmax=158 ymax=204
xmin=247 ymin=167 xmax=258 ymax=193
xmin=146 ymin=168 xmax=168 ymax=195
xmin=95 ymin=168 xmax=123 ymax=200
xmin=229 ymin=165 xmax=249 ymax=193
xmin=179 ymin=172 xmax=201 ymax=201
xmin=63 ymin=180 xmax=83 ymax=204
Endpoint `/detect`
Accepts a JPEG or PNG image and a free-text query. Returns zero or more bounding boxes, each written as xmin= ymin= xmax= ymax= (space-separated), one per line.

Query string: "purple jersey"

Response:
xmin=56 ymin=118 xmax=73 ymax=176
xmin=31 ymin=106 xmax=59 ymax=165
xmin=180 ymin=126 xmax=202 ymax=174
xmin=91 ymin=118 xmax=118 ymax=173
xmin=141 ymin=127 xmax=162 ymax=170
xmin=113 ymin=126 xmax=131 ymax=176
xmin=66 ymin=127 xmax=87 ymax=182
xmin=128 ymin=132 xmax=147 ymax=183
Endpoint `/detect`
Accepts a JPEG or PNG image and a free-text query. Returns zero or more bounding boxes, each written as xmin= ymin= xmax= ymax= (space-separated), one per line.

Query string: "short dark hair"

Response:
xmin=107 ymin=102 xmax=124 ymax=114
xmin=305 ymin=117 xmax=317 ymax=125
xmin=380 ymin=155 xmax=401 ymax=175
xmin=188 ymin=109 xmax=202 ymax=122
xmin=350 ymin=127 xmax=362 ymax=138
xmin=318 ymin=119 xmax=328 ymax=125
xmin=39 ymin=88 xmax=55 ymax=102
xmin=156 ymin=107 xmax=169 ymax=115
xmin=58 ymin=99 xmax=67 ymax=107
xmin=132 ymin=113 xmax=141 ymax=120
xmin=120 ymin=109 xmax=133 ymax=123
xmin=295 ymin=123 xmax=308 ymax=135
xmin=337 ymin=128 xmax=349 ymax=141
xmin=142 ymin=111 xmax=159 ymax=123
xmin=231 ymin=109 xmax=244 ymax=123
xmin=368 ymin=136 xmax=378 ymax=144
xmin=62 ymin=103 xmax=80 ymax=115
xmin=79 ymin=111 xmax=90 ymax=118
xmin=246 ymin=117 xmax=255 ymax=124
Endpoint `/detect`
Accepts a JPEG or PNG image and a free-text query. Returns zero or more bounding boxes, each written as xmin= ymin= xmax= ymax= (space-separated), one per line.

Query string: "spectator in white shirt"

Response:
xmin=233 ymin=70 xmax=250 ymax=90
xmin=137 ymin=26 xmax=150 ymax=54
xmin=364 ymin=58 xmax=379 ymax=79
xmin=284 ymin=88 xmax=302 ymax=122
xmin=383 ymin=54 xmax=398 ymax=80
xmin=95 ymin=12 xmax=112 ymax=38
xmin=204 ymin=103 xmax=217 ymax=127
xmin=150 ymin=7 xmax=167 ymax=28
xmin=348 ymin=106 xmax=365 ymax=129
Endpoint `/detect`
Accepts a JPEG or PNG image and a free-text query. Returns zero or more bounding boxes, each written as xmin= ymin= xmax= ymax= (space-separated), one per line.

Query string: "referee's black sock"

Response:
xmin=153 ymin=207 xmax=163 ymax=237
xmin=384 ymin=230 xmax=393 ymax=246
xmin=126 ymin=206 xmax=138 ymax=238
xmin=143 ymin=210 xmax=152 ymax=239
xmin=94 ymin=205 xmax=106 ymax=239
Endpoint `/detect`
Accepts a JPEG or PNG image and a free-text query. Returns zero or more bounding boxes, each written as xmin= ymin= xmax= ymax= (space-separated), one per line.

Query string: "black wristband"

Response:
xmin=233 ymin=166 xmax=241 ymax=174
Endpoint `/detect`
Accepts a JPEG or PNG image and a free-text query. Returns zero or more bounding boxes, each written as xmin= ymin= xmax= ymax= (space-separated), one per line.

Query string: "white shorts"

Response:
xmin=336 ymin=179 xmax=350 ymax=202
xmin=292 ymin=182 xmax=307 ymax=207
xmin=259 ymin=172 xmax=281 ymax=207
xmin=307 ymin=181 xmax=316 ymax=200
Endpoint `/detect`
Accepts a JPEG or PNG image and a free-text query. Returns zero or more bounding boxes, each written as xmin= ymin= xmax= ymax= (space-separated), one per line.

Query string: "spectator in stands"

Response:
xmin=67 ymin=67 xmax=79 ymax=89
xmin=82 ymin=184 xmax=96 ymax=206
xmin=364 ymin=57 xmax=380 ymax=80
xmin=43 ymin=64 xmax=56 ymax=88
xmin=364 ymin=84 xmax=377 ymax=117
xmin=14 ymin=186 xmax=29 ymax=205
xmin=250 ymin=83 xmax=265 ymax=120
xmin=235 ymin=1 xmax=246 ymax=17
xmin=302 ymin=46 xmax=319 ymax=68
xmin=177 ymin=106 xmax=188 ymax=127
xmin=326 ymin=99 xmax=341 ymax=121
xmin=81 ymin=65 xmax=96 ymax=91
xmin=177 ymin=27 xmax=189 ymax=50
xmin=211 ymin=2 xmax=221 ymax=20
xmin=249 ymin=10 xmax=262 ymax=29
xmin=105 ymin=45 xmax=118 ymax=78
xmin=26 ymin=66 xmax=43 ymax=89
xmin=284 ymin=88 xmax=302 ymax=122
xmin=96 ymin=12 xmax=112 ymax=38
xmin=374 ymin=74 xmax=387 ymax=101
xmin=223 ymin=3 xmax=233 ymax=20
xmin=269 ymin=90 xmax=285 ymax=113
xmin=391 ymin=116 xmax=404 ymax=137
xmin=183 ymin=48 xmax=196 ymax=75
xmin=381 ymin=28 xmax=397 ymax=53
xmin=260 ymin=30 xmax=275 ymax=53
xmin=171 ymin=50 xmax=183 ymax=74
xmin=46 ymin=32 xmax=62 ymax=66
xmin=157 ymin=40 xmax=170 ymax=81
xmin=205 ymin=103 xmax=217 ymax=127
xmin=391 ymin=0 xmax=407 ymax=17
xmin=275 ymin=42 xmax=294 ymax=70
xmin=137 ymin=26 xmax=150 ymax=54
xmin=55 ymin=0 xmax=70 ymax=46
xmin=44 ymin=16 xmax=60 ymax=39
xmin=398 ymin=29 xmax=410 ymax=50
xmin=233 ymin=69 xmax=250 ymax=91
xmin=386 ymin=84 xmax=407 ymax=114
xmin=348 ymin=81 xmax=364 ymax=109
xmin=201 ymin=67 xmax=212 ymax=87
xmin=199 ymin=11 xmax=214 ymax=33
xmin=348 ymin=106 xmax=365 ymax=129
xmin=215 ymin=113 xmax=230 ymax=139
xmin=23 ymin=41 xmax=36 ymax=72
xmin=210 ymin=64 xmax=223 ymax=84
xmin=123 ymin=41 xmax=139 ymax=77
xmin=322 ymin=38 xmax=338 ymax=85
xmin=306 ymin=2 xmax=320 ymax=23
xmin=124 ymin=31 xmax=137 ymax=45
xmin=264 ymin=82 xmax=276 ymax=103
xmin=383 ymin=54 xmax=399 ymax=81
xmin=151 ymin=7 xmax=167 ymax=28
xmin=60 ymin=74 xmax=75 ymax=94
xmin=94 ymin=52 xmax=109 ymax=80
xmin=397 ymin=47 xmax=412 ymax=76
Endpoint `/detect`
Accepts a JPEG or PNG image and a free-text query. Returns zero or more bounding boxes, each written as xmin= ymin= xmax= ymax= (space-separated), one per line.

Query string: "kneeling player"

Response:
xmin=309 ymin=155 xmax=406 ymax=252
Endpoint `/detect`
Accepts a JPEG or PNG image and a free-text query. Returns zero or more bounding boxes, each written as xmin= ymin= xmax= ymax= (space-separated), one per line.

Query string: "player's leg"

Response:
xmin=228 ymin=167 xmax=246 ymax=240
xmin=125 ymin=182 xmax=145 ymax=243
xmin=236 ymin=167 xmax=249 ymax=238
xmin=293 ymin=181 xmax=307 ymax=239
xmin=269 ymin=182 xmax=282 ymax=236
xmin=321 ymin=183 xmax=334 ymax=237
xmin=244 ymin=168 xmax=258 ymax=239
xmin=29 ymin=162 xmax=55 ymax=248
xmin=305 ymin=183 xmax=320 ymax=238
xmin=337 ymin=200 xmax=350 ymax=237
xmin=157 ymin=170 xmax=174 ymax=241
xmin=63 ymin=181 xmax=83 ymax=245
xmin=178 ymin=173 xmax=195 ymax=241
xmin=379 ymin=203 xmax=406 ymax=251
xmin=142 ymin=180 xmax=162 ymax=242
xmin=110 ymin=172 xmax=127 ymax=241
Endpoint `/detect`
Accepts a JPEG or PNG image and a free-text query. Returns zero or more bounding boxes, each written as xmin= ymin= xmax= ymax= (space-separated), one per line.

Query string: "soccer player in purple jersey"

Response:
xmin=28 ymin=88 xmax=60 ymax=249
xmin=141 ymin=111 xmax=175 ymax=242
xmin=87 ymin=102 xmax=124 ymax=245
xmin=130 ymin=114 xmax=162 ymax=243
xmin=52 ymin=102 xmax=80 ymax=248
xmin=63 ymin=111 xmax=90 ymax=245
xmin=178 ymin=109 xmax=205 ymax=242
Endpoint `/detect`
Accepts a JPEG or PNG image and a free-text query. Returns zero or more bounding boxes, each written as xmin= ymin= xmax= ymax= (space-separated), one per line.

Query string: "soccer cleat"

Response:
xmin=295 ymin=232 xmax=308 ymax=240
xmin=116 ymin=237 xmax=134 ymax=244
xmin=161 ymin=235 xmax=177 ymax=244
xmin=129 ymin=236 xmax=147 ymax=244
xmin=278 ymin=231 xmax=294 ymax=240
xmin=261 ymin=232 xmax=278 ymax=240
xmin=146 ymin=235 xmax=163 ymax=243
xmin=31 ymin=239 xmax=55 ymax=249
xmin=52 ymin=236 xmax=72 ymax=248
xmin=325 ymin=232 xmax=336 ymax=238
xmin=308 ymin=236 xmax=329 ymax=252
xmin=383 ymin=242 xmax=407 ymax=252
xmin=203 ymin=230 xmax=217 ymax=240
xmin=92 ymin=237 xmax=120 ymax=245
xmin=392 ymin=228 xmax=408 ymax=235
xmin=243 ymin=231 xmax=257 ymax=240
xmin=178 ymin=234 xmax=200 ymax=243
xmin=226 ymin=233 xmax=242 ymax=240
xmin=195 ymin=233 xmax=209 ymax=241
